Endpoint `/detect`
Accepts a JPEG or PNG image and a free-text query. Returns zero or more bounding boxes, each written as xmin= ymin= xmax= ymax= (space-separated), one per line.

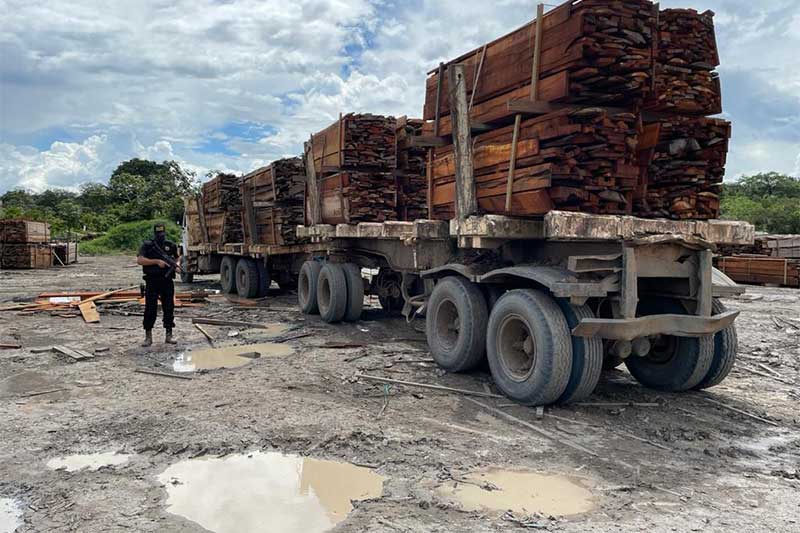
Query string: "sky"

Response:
xmin=1 ymin=0 xmax=799 ymax=193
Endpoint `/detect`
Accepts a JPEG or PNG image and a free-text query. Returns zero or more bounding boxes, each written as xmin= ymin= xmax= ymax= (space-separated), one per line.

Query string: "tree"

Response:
xmin=721 ymin=173 xmax=800 ymax=233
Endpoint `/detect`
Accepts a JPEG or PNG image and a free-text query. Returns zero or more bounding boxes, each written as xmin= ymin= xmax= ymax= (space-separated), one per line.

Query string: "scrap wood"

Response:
xmin=703 ymin=397 xmax=780 ymax=427
xmin=134 ymin=369 xmax=193 ymax=381
xmin=78 ymin=301 xmax=101 ymax=323
xmin=21 ymin=388 xmax=67 ymax=398
xmin=69 ymin=286 xmax=139 ymax=307
xmin=357 ymin=374 xmax=504 ymax=399
xmin=194 ymin=323 xmax=215 ymax=346
xmin=546 ymin=411 xmax=671 ymax=451
xmin=52 ymin=345 xmax=94 ymax=361
xmin=739 ymin=364 xmax=795 ymax=386
xmin=577 ymin=402 xmax=661 ymax=408
xmin=465 ymin=397 xmax=599 ymax=457
xmin=192 ymin=318 xmax=276 ymax=329
xmin=0 ymin=343 xmax=22 ymax=349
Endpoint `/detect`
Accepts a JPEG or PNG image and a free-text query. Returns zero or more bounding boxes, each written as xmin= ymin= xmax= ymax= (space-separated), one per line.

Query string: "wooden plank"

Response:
xmin=305 ymin=138 xmax=321 ymax=225
xmin=78 ymin=301 xmax=101 ymax=323
xmin=447 ymin=63 xmax=477 ymax=220
xmin=530 ymin=3 xmax=545 ymax=100
xmin=504 ymin=114 xmax=523 ymax=212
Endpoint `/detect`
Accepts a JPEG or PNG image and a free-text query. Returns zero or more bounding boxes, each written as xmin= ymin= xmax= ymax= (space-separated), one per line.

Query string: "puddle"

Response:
xmin=158 ymin=451 xmax=385 ymax=533
xmin=173 ymin=343 xmax=294 ymax=373
xmin=0 ymin=499 xmax=22 ymax=533
xmin=436 ymin=469 xmax=594 ymax=517
xmin=47 ymin=452 xmax=132 ymax=472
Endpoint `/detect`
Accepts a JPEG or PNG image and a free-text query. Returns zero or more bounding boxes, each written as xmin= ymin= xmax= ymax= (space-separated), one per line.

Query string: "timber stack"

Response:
xmin=307 ymin=114 xmax=399 ymax=224
xmin=241 ymin=158 xmax=307 ymax=246
xmin=715 ymin=256 xmax=800 ymax=289
xmin=0 ymin=219 xmax=53 ymax=269
xmin=201 ymin=173 xmax=243 ymax=244
xmin=421 ymin=0 xmax=729 ymax=221
xmin=396 ymin=117 xmax=429 ymax=220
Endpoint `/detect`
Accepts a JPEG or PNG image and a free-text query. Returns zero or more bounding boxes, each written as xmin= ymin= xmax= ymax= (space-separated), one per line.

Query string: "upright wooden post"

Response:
xmin=304 ymin=137 xmax=321 ymax=225
xmin=447 ymin=63 xmax=477 ymax=221
xmin=426 ymin=148 xmax=434 ymax=218
xmin=434 ymin=62 xmax=444 ymax=136
xmin=505 ymin=114 xmax=522 ymax=213
xmin=530 ymin=3 xmax=545 ymax=101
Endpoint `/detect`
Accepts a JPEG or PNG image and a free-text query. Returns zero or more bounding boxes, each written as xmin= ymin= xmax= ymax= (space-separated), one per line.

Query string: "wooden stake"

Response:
xmin=469 ymin=45 xmax=488 ymax=110
xmin=194 ymin=323 xmax=215 ymax=346
xmin=505 ymin=114 xmax=522 ymax=213
xmin=530 ymin=3 xmax=545 ymax=101
xmin=134 ymin=369 xmax=193 ymax=381
xmin=304 ymin=138 xmax=321 ymax=225
xmin=434 ymin=62 xmax=444 ymax=136
xmin=703 ymin=397 xmax=779 ymax=427
xmin=447 ymin=63 xmax=477 ymax=220
xmin=357 ymin=374 xmax=504 ymax=399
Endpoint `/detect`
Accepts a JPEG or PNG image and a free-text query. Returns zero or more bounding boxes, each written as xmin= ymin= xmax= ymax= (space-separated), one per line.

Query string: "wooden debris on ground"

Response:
xmin=52 ymin=345 xmax=94 ymax=361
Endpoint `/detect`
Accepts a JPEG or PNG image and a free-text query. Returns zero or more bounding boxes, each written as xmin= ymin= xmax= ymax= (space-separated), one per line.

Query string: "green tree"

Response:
xmin=721 ymin=173 xmax=800 ymax=233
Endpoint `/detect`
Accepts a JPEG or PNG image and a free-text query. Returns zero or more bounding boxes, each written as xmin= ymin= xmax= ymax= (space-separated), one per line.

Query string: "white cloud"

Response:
xmin=1 ymin=0 xmax=799 ymax=193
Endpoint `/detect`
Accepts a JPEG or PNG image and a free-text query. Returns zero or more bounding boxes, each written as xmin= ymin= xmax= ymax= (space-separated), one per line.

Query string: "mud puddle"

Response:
xmin=47 ymin=452 xmax=132 ymax=472
xmin=0 ymin=499 xmax=22 ymax=533
xmin=172 ymin=343 xmax=294 ymax=373
xmin=436 ymin=469 xmax=594 ymax=517
xmin=158 ymin=451 xmax=385 ymax=532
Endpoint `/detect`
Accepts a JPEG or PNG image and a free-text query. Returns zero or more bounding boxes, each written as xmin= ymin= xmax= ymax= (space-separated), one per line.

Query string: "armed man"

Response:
xmin=136 ymin=223 xmax=181 ymax=347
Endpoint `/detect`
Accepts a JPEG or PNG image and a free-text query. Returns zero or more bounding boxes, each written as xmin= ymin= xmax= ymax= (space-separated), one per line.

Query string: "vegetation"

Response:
xmin=721 ymin=172 xmax=800 ymax=234
xmin=80 ymin=219 xmax=182 ymax=255
xmin=0 ymin=159 xmax=198 ymax=238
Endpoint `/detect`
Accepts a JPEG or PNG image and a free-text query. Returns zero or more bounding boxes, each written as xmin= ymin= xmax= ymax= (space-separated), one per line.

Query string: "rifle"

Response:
xmin=149 ymin=240 xmax=181 ymax=279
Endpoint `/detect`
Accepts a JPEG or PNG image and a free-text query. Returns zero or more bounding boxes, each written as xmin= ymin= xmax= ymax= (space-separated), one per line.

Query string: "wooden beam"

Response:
xmin=426 ymin=148 xmax=434 ymax=218
xmin=434 ymin=62 xmax=444 ymax=136
xmin=410 ymin=136 xmax=448 ymax=148
xmin=621 ymin=247 xmax=638 ymax=319
xmin=530 ymin=3 xmax=545 ymax=101
xmin=447 ymin=63 xmax=477 ymax=220
xmin=504 ymin=115 xmax=522 ymax=213
xmin=304 ymin=137 xmax=321 ymax=225
xmin=469 ymin=44 xmax=488 ymax=110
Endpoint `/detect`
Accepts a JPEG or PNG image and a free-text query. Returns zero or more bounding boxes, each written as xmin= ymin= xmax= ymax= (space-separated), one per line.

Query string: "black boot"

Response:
xmin=142 ymin=330 xmax=153 ymax=347
xmin=165 ymin=329 xmax=177 ymax=344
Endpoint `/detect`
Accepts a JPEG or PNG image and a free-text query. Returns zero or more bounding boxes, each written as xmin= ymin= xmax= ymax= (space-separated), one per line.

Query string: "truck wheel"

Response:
xmin=343 ymin=263 xmax=364 ymax=322
xmin=298 ymin=261 xmax=322 ymax=314
xmin=486 ymin=290 xmax=572 ymax=406
xmin=625 ymin=298 xmax=714 ymax=392
xmin=426 ymin=277 xmax=488 ymax=373
xmin=236 ymin=258 xmax=260 ymax=298
xmin=376 ymin=268 xmax=404 ymax=314
xmin=220 ymin=256 xmax=238 ymax=294
xmin=256 ymin=261 xmax=270 ymax=298
xmin=556 ymin=301 xmax=603 ymax=404
xmin=693 ymin=299 xmax=738 ymax=390
xmin=317 ymin=263 xmax=348 ymax=323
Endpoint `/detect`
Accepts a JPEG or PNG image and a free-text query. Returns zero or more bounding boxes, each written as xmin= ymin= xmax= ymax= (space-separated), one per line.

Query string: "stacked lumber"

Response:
xmin=1 ymin=244 xmax=52 ymax=269
xmin=201 ymin=174 xmax=243 ymax=244
xmin=0 ymin=219 xmax=50 ymax=243
xmin=430 ymin=108 xmax=640 ymax=219
xmin=637 ymin=117 xmax=730 ymax=219
xmin=396 ymin=118 xmax=429 ymax=220
xmin=309 ymin=114 xmax=399 ymax=224
xmin=716 ymin=256 xmax=800 ymax=288
xmin=241 ymin=158 xmax=307 ymax=246
xmin=422 ymin=0 xmax=657 ymax=136
xmin=183 ymin=196 xmax=205 ymax=247
xmin=764 ymin=236 xmax=800 ymax=259
xmin=645 ymin=9 xmax=721 ymax=115
xmin=310 ymin=114 xmax=397 ymax=174
xmin=51 ymin=243 xmax=79 ymax=265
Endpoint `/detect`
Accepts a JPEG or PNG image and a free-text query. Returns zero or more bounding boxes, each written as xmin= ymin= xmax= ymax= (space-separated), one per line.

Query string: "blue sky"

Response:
xmin=1 ymin=0 xmax=798 ymax=193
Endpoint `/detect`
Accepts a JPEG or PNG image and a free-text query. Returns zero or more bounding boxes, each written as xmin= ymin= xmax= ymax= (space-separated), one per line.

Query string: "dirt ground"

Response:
xmin=1 ymin=255 xmax=799 ymax=532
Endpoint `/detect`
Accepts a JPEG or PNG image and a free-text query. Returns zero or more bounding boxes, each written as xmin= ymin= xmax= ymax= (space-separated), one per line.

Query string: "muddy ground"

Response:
xmin=0 ymin=255 xmax=798 ymax=532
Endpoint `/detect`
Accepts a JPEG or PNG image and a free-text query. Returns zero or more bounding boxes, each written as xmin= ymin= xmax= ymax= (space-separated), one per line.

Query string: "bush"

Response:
xmin=80 ymin=219 xmax=181 ymax=255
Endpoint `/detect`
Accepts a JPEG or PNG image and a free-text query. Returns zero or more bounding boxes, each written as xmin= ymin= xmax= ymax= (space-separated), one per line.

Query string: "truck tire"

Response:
xmin=625 ymin=298 xmax=714 ymax=392
xmin=317 ymin=263 xmax=348 ymax=323
xmin=256 ymin=261 xmax=270 ymax=298
xmin=556 ymin=301 xmax=603 ymax=404
xmin=426 ymin=277 xmax=488 ymax=373
xmin=343 ymin=263 xmax=364 ymax=322
xmin=298 ymin=261 xmax=322 ymax=314
xmin=486 ymin=289 xmax=572 ymax=406
xmin=236 ymin=258 xmax=260 ymax=298
xmin=220 ymin=256 xmax=238 ymax=294
xmin=376 ymin=268 xmax=404 ymax=314
xmin=693 ymin=299 xmax=738 ymax=390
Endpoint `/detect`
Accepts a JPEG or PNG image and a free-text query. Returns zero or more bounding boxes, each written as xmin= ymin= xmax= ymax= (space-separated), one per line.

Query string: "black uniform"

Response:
xmin=138 ymin=238 xmax=179 ymax=331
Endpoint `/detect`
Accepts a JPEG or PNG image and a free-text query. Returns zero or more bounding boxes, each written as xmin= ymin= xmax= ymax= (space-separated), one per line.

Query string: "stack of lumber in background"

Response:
xmin=635 ymin=117 xmax=730 ymax=219
xmin=0 ymin=220 xmax=53 ymax=269
xmin=308 ymin=114 xmax=399 ymax=224
xmin=763 ymin=235 xmax=800 ymax=259
xmin=241 ymin=158 xmax=307 ymax=246
xmin=395 ymin=117 xmax=429 ymax=220
xmin=645 ymin=9 xmax=721 ymax=115
xmin=183 ymin=197 xmax=204 ymax=247
xmin=717 ymin=235 xmax=771 ymax=257
xmin=430 ymin=108 xmax=640 ymax=219
xmin=421 ymin=0 xmax=729 ymax=221
xmin=50 ymin=243 xmax=79 ymax=265
xmin=201 ymin=174 xmax=243 ymax=244
xmin=715 ymin=256 xmax=800 ymax=289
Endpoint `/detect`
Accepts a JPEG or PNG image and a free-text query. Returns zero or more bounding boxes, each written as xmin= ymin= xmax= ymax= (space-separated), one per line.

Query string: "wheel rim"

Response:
xmin=435 ymin=298 xmax=460 ymax=351
xmin=319 ymin=274 xmax=331 ymax=310
xmin=496 ymin=313 xmax=536 ymax=382
xmin=647 ymin=335 xmax=678 ymax=365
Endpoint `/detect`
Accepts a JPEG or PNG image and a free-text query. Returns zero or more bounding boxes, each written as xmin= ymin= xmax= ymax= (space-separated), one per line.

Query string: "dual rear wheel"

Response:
xmin=298 ymin=260 xmax=364 ymax=323
xmin=220 ymin=256 xmax=271 ymax=298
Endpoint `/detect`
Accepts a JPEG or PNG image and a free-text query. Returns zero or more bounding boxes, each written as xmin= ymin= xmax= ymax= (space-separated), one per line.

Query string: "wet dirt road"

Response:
xmin=1 ymin=256 xmax=798 ymax=532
